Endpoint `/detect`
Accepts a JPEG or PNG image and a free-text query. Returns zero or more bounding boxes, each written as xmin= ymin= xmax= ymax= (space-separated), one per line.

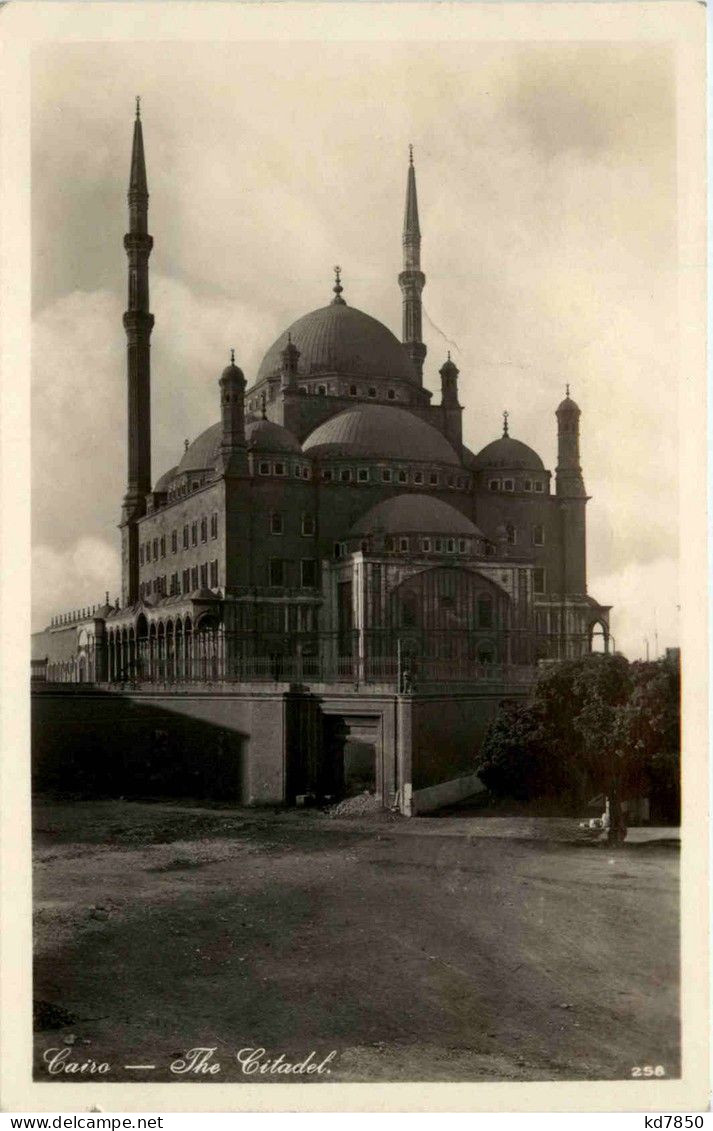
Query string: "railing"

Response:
xmin=98 ymin=628 xmax=551 ymax=690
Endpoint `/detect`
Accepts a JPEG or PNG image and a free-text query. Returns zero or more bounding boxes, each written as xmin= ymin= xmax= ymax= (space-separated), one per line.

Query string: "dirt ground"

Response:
xmin=33 ymin=799 xmax=680 ymax=1084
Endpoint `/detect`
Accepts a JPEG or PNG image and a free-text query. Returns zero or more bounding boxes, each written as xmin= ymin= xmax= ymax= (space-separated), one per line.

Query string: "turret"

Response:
xmin=438 ymin=352 xmax=462 ymax=449
xmin=217 ymin=349 xmax=248 ymax=475
xmin=120 ymin=98 xmax=155 ymax=607
xmin=398 ymin=147 xmax=427 ymax=384
xmin=555 ymin=385 xmax=586 ymax=498
xmin=280 ymin=332 xmax=300 ymax=391
xmin=555 ymin=386 xmax=588 ymax=596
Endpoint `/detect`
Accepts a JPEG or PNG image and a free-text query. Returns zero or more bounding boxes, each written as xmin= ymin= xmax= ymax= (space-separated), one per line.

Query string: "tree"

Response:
xmin=475 ymin=700 xmax=546 ymax=801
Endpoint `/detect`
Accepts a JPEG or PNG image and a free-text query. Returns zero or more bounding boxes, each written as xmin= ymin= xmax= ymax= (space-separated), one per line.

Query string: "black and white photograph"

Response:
xmin=1 ymin=0 xmax=707 ymax=1115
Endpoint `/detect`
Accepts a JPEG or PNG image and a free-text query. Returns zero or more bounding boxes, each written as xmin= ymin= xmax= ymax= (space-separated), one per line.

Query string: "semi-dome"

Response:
xmin=472 ymin=435 xmax=544 ymax=472
xmin=351 ymin=494 xmax=484 ymax=537
xmin=178 ymin=423 xmax=222 ymax=473
xmin=257 ymin=302 xmax=415 ymax=384
xmin=154 ymin=465 xmax=178 ymax=492
xmin=172 ymin=418 xmax=300 ymax=481
xmin=245 ymin=418 xmax=301 ymax=453
xmin=303 ymin=404 xmax=460 ymax=466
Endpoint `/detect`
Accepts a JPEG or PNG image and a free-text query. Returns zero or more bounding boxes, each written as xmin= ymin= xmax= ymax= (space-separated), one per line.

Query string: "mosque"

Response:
xmin=31 ymin=106 xmax=611 ymax=811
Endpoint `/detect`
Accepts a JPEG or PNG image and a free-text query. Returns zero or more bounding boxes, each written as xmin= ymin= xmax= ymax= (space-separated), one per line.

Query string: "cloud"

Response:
xmin=33 ymin=536 xmax=121 ymax=630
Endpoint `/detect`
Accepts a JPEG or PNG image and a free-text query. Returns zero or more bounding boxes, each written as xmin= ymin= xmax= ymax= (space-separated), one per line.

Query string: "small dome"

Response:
xmin=221 ymin=361 xmax=245 ymax=382
xmin=245 ymin=418 xmax=301 ymax=453
xmin=557 ymin=393 xmax=580 ymax=414
xmin=351 ymin=494 xmax=484 ymax=538
xmin=473 ymin=435 xmax=544 ymax=472
xmin=257 ymin=302 xmax=415 ymax=384
xmin=154 ymin=465 xmax=177 ymax=492
xmin=303 ymin=404 xmax=460 ymax=466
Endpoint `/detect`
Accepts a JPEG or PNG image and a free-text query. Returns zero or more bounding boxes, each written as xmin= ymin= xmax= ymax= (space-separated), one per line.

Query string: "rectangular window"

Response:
xmin=259 ymin=461 xmax=270 ymax=476
xmin=524 ymin=480 xmax=532 ymax=492
xmin=200 ymin=517 xmax=208 ymax=543
xmin=385 ymin=536 xmax=395 ymax=552
xmin=533 ymin=525 xmax=545 ymax=546
xmin=171 ymin=529 xmax=178 ymax=553
xmin=301 ymin=513 xmax=315 ymax=536
xmin=399 ymin=537 xmax=409 ymax=552
xmin=488 ymin=479 xmax=500 ymax=492
xmin=333 ymin=542 xmax=342 ymax=559
xmin=534 ymin=481 xmax=544 ymax=493
xmin=434 ymin=538 xmax=443 ymax=552
xmin=458 ymin=539 xmax=467 ymax=553
xmin=191 ymin=522 xmax=198 ymax=547
xmin=533 ymin=567 xmax=545 ymax=594
xmin=340 ymin=468 xmax=352 ymax=483
xmin=152 ymin=538 xmax=159 ymax=560
xmin=183 ymin=525 xmax=189 ymax=549
xmin=506 ymin=524 xmax=517 ymax=545
xmin=170 ymin=572 xmax=179 ymax=595
xmin=191 ymin=566 xmax=198 ymax=590
xmin=322 ymin=468 xmax=333 ymax=482
xmin=381 ymin=468 xmax=392 ymax=483
xmin=269 ymin=559 xmax=285 ymax=587
xmin=301 ymin=559 xmax=317 ymax=587
xmin=397 ymin=469 xmax=408 ymax=484
xmin=210 ymin=560 xmax=218 ymax=588
xmin=357 ymin=468 xmax=369 ymax=483
xmin=503 ymin=479 xmax=514 ymax=492
xmin=368 ymin=387 xmax=377 ymax=397
xmin=210 ymin=513 xmax=218 ymax=539
xmin=271 ymin=512 xmax=284 ymax=535
xmin=429 ymin=472 xmax=439 ymax=486
xmin=182 ymin=569 xmax=190 ymax=594
xmin=139 ymin=545 xmax=144 ymax=566
xmin=447 ymin=538 xmax=455 ymax=553
xmin=160 ymin=536 xmax=166 ymax=558
xmin=413 ymin=471 xmax=424 ymax=485
xmin=478 ymin=596 xmax=493 ymax=628
xmin=421 ymin=537 xmax=431 ymax=552
xmin=200 ymin=563 xmax=208 ymax=588
xmin=274 ymin=461 xmax=286 ymax=476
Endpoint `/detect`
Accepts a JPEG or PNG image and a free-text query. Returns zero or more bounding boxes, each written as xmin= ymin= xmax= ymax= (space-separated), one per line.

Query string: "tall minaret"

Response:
xmin=120 ymin=98 xmax=154 ymax=607
xmin=398 ymin=146 xmax=426 ymax=384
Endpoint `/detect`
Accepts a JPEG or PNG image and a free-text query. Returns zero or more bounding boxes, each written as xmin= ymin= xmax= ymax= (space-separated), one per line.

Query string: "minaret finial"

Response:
xmin=261 ymin=390 xmax=267 ymax=420
xmin=447 ymin=350 xmax=451 ymax=361
xmin=409 ymin=143 xmax=414 ymax=165
xmin=565 ymin=382 xmax=570 ymax=397
xmin=230 ymin=347 xmax=235 ymax=365
xmin=332 ymin=264 xmax=345 ymax=305
xmin=135 ymin=95 xmax=141 ymax=120
xmin=503 ymin=410 xmax=509 ymax=438
xmin=184 ymin=438 xmax=189 ymax=452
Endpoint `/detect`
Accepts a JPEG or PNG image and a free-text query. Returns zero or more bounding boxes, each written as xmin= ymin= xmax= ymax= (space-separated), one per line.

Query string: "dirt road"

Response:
xmin=33 ymin=800 xmax=679 ymax=1083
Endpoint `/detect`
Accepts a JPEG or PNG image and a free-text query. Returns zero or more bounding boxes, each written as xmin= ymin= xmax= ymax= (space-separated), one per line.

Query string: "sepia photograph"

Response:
xmin=1 ymin=0 xmax=707 ymax=1114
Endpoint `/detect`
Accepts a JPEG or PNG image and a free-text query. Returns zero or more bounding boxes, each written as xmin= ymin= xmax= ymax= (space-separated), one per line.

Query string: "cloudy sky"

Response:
xmin=31 ymin=37 xmax=680 ymax=656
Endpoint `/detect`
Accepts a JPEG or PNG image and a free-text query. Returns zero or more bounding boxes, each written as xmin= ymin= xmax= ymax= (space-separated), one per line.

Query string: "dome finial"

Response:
xmin=503 ymin=409 xmax=509 ymax=438
xmin=332 ymin=264 xmax=346 ymax=305
xmin=184 ymin=438 xmax=189 ymax=452
xmin=230 ymin=347 xmax=235 ymax=365
xmin=409 ymin=143 xmax=414 ymax=166
xmin=565 ymin=382 xmax=570 ymax=398
xmin=135 ymin=95 xmax=141 ymax=120
xmin=261 ymin=390 xmax=267 ymax=420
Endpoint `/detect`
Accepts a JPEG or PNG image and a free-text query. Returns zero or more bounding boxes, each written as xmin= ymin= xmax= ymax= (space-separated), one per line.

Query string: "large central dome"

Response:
xmin=257 ymin=302 xmax=415 ymax=383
